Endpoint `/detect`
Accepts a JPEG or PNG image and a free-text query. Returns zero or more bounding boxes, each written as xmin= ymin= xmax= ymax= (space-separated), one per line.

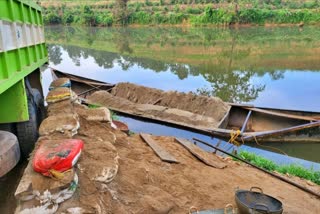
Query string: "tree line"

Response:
xmin=42 ymin=0 xmax=320 ymax=26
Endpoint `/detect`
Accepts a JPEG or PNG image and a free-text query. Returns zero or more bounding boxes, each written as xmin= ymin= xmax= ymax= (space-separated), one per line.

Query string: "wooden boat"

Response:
xmin=51 ymin=68 xmax=320 ymax=144
xmin=51 ymin=69 xmax=115 ymax=97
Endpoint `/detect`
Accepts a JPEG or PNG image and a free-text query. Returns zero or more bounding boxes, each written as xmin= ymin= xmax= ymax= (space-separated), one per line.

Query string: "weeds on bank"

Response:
xmin=238 ymin=150 xmax=320 ymax=185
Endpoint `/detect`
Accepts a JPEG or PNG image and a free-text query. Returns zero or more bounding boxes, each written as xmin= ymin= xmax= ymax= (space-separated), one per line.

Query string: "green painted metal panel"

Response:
xmin=0 ymin=0 xmax=47 ymax=123
xmin=0 ymin=80 xmax=28 ymax=123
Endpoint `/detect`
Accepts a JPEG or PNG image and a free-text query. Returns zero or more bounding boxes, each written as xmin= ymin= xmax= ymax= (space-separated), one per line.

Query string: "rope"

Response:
xmin=228 ymin=130 xmax=243 ymax=146
xmin=251 ymin=135 xmax=288 ymax=156
xmin=227 ymin=130 xmax=287 ymax=156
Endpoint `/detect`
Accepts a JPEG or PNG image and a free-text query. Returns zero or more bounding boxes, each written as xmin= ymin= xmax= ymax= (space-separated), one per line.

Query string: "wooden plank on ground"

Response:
xmin=175 ymin=138 xmax=226 ymax=169
xmin=140 ymin=133 xmax=179 ymax=163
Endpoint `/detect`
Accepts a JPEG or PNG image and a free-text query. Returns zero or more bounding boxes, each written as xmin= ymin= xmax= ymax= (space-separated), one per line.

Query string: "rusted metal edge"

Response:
xmin=243 ymin=121 xmax=320 ymax=141
xmin=244 ymin=107 xmax=319 ymax=121
xmin=50 ymin=68 xmax=115 ymax=87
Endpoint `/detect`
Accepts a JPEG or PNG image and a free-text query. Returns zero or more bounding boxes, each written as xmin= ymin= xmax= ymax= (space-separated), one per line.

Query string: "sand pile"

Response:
xmin=111 ymin=82 xmax=230 ymax=120
xmin=88 ymin=91 xmax=221 ymax=129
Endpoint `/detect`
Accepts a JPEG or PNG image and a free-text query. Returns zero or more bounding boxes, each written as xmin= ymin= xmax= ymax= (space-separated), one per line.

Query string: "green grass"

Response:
xmin=110 ymin=110 xmax=120 ymax=121
xmin=238 ymin=150 xmax=320 ymax=185
xmin=88 ymin=103 xmax=101 ymax=109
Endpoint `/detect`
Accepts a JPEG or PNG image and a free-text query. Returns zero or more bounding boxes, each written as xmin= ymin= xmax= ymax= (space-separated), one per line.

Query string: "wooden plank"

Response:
xmin=140 ymin=133 xmax=178 ymax=163
xmin=175 ymin=138 xmax=226 ymax=169
xmin=15 ymin=161 xmax=33 ymax=199
xmin=240 ymin=110 xmax=252 ymax=133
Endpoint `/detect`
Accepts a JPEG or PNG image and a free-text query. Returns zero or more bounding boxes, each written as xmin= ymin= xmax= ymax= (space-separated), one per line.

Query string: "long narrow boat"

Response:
xmin=52 ymin=69 xmax=320 ymax=144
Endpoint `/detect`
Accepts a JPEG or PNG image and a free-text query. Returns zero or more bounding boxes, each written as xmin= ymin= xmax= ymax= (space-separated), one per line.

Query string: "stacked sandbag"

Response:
xmin=40 ymin=78 xmax=80 ymax=137
xmin=15 ymin=77 xmax=121 ymax=214
xmin=15 ymin=78 xmax=84 ymax=214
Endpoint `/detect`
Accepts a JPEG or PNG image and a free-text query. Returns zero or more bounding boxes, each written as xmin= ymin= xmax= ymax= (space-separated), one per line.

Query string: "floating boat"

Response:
xmin=51 ymin=68 xmax=320 ymax=144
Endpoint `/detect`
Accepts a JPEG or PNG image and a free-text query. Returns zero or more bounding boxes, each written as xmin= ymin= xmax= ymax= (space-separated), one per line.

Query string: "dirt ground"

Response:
xmin=15 ymin=83 xmax=320 ymax=214
xmin=57 ymin=121 xmax=320 ymax=213
xmin=57 ymin=115 xmax=320 ymax=213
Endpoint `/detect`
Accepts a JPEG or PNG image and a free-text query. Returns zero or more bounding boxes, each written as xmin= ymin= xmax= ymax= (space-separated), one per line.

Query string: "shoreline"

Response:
xmin=45 ymin=22 xmax=320 ymax=28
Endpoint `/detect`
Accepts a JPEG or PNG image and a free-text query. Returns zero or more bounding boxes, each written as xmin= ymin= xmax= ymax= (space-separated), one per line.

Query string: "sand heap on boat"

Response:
xmin=14 ymin=79 xmax=320 ymax=214
xmin=111 ymin=82 xmax=230 ymax=119
xmin=88 ymin=82 xmax=230 ymax=130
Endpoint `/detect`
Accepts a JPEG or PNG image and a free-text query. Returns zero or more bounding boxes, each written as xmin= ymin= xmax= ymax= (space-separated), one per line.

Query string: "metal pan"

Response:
xmin=235 ymin=187 xmax=283 ymax=214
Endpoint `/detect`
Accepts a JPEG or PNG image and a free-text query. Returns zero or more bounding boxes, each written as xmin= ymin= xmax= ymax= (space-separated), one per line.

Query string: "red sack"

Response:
xmin=33 ymin=139 xmax=84 ymax=177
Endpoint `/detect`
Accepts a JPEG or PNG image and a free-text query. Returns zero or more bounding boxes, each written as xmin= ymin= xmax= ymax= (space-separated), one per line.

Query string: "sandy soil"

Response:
xmin=15 ymin=84 xmax=320 ymax=214
xmin=57 ymin=128 xmax=320 ymax=213
xmin=57 ymin=116 xmax=320 ymax=213
xmin=111 ymin=82 xmax=230 ymax=120
xmin=89 ymin=91 xmax=222 ymax=129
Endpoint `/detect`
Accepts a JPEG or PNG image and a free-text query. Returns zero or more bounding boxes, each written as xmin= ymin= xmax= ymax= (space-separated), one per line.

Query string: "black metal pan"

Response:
xmin=235 ymin=187 xmax=283 ymax=214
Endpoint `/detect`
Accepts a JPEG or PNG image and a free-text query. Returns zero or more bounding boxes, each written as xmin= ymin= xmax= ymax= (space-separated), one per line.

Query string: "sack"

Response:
xmin=33 ymin=139 xmax=84 ymax=177
xmin=49 ymin=78 xmax=71 ymax=91
xmin=46 ymin=87 xmax=71 ymax=103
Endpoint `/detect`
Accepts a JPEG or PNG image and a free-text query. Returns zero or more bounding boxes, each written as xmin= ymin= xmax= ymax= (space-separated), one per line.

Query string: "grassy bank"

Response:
xmin=238 ymin=151 xmax=320 ymax=185
xmin=40 ymin=0 xmax=320 ymax=26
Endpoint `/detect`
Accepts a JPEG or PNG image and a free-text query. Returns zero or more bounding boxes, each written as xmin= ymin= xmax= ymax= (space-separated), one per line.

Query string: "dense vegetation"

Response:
xmin=40 ymin=0 xmax=320 ymax=26
xmin=238 ymin=151 xmax=320 ymax=185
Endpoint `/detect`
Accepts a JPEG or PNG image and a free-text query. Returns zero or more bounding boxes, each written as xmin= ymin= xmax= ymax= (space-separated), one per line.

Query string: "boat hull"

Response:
xmin=51 ymin=69 xmax=320 ymax=144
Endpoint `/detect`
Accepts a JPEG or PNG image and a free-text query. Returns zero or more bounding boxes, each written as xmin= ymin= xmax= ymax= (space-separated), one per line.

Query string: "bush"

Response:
xmin=103 ymin=14 xmax=113 ymax=26
xmin=153 ymin=12 xmax=167 ymax=23
xmin=167 ymin=12 xmax=185 ymax=24
xmin=44 ymin=12 xmax=62 ymax=24
xmin=130 ymin=11 xmax=152 ymax=24
xmin=145 ymin=0 xmax=153 ymax=6
xmin=63 ymin=12 xmax=74 ymax=24
xmin=186 ymin=7 xmax=202 ymax=14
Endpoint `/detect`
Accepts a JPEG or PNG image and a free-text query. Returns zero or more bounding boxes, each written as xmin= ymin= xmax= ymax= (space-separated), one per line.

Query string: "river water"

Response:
xmin=1 ymin=25 xmax=320 ymax=212
xmin=44 ymin=25 xmax=320 ymax=164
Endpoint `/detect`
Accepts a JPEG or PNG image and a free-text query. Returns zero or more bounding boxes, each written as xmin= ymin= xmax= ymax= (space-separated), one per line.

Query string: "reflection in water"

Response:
xmin=45 ymin=25 xmax=320 ymax=108
xmin=45 ymin=26 xmax=320 ymax=163
xmin=47 ymin=44 xmax=277 ymax=103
